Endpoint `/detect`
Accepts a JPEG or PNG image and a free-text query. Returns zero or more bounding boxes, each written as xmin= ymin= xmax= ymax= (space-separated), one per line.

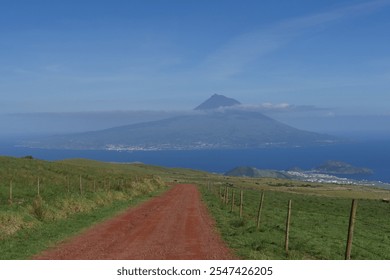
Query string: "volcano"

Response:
xmin=25 ymin=95 xmax=339 ymax=150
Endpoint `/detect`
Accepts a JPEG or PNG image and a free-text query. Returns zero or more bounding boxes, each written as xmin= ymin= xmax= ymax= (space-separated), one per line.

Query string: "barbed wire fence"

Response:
xmin=202 ymin=181 xmax=390 ymax=260
xmin=0 ymin=173 xmax=160 ymax=207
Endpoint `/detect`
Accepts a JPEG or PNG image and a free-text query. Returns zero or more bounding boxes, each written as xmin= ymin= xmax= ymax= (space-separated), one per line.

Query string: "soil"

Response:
xmin=34 ymin=184 xmax=235 ymax=260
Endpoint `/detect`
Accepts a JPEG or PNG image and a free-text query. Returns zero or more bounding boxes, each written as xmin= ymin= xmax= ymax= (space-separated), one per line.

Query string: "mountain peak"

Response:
xmin=194 ymin=94 xmax=241 ymax=110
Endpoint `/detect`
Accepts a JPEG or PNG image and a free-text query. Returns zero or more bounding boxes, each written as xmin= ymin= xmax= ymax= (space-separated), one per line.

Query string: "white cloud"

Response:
xmin=261 ymin=103 xmax=291 ymax=109
xmin=214 ymin=102 xmax=329 ymax=114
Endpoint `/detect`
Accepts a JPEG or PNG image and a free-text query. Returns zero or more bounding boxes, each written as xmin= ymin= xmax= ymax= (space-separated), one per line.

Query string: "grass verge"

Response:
xmin=0 ymin=186 xmax=169 ymax=259
xmin=200 ymin=184 xmax=390 ymax=260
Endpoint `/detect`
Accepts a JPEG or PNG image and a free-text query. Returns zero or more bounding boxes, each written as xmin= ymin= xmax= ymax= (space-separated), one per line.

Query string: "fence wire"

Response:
xmin=204 ymin=183 xmax=390 ymax=260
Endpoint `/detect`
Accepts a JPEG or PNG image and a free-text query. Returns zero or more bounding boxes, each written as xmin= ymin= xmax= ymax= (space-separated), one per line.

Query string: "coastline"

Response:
xmin=1 ymin=141 xmax=390 ymax=186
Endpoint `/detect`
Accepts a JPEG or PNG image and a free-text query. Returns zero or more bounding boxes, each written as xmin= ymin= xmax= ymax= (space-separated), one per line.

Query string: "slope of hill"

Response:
xmin=194 ymin=94 xmax=241 ymax=110
xmin=314 ymin=160 xmax=373 ymax=175
xmin=24 ymin=95 xmax=339 ymax=150
xmin=225 ymin=166 xmax=291 ymax=179
xmin=1 ymin=156 xmax=389 ymax=260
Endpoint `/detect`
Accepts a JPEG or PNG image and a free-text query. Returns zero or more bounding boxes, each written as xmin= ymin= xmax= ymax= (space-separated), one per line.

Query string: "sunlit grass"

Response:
xmin=200 ymin=183 xmax=390 ymax=260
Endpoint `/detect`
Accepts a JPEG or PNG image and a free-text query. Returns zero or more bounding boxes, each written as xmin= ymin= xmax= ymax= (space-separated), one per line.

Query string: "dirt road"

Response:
xmin=34 ymin=184 xmax=234 ymax=260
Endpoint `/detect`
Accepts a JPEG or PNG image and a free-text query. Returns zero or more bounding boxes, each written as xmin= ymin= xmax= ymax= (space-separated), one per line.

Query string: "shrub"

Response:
xmin=31 ymin=196 xmax=47 ymax=221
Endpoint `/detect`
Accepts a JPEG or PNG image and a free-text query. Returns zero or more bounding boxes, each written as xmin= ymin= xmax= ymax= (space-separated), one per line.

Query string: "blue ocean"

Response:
xmin=1 ymin=141 xmax=389 ymax=184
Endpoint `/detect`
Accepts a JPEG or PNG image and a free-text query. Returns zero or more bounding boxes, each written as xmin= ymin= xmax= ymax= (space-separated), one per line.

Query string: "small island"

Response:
xmin=313 ymin=160 xmax=373 ymax=175
xmin=225 ymin=166 xmax=291 ymax=179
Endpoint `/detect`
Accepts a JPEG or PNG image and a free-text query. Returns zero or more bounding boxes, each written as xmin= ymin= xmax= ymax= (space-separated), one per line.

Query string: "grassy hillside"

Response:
xmin=152 ymin=165 xmax=390 ymax=259
xmin=197 ymin=177 xmax=390 ymax=260
xmin=1 ymin=155 xmax=389 ymax=260
xmin=0 ymin=156 xmax=182 ymax=259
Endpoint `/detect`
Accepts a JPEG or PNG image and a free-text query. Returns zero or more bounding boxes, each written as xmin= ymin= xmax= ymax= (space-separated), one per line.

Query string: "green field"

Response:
xmin=0 ymin=156 xmax=177 ymax=259
xmin=198 ymin=179 xmax=390 ymax=260
xmin=1 ymin=155 xmax=389 ymax=260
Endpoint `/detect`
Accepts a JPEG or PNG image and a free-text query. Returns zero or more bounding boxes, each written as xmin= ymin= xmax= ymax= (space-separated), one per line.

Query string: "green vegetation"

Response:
xmin=1 ymin=155 xmax=389 ymax=260
xmin=315 ymin=160 xmax=373 ymax=175
xmin=199 ymin=181 xmax=390 ymax=260
xmin=155 ymin=164 xmax=390 ymax=259
xmin=0 ymin=156 xmax=174 ymax=259
xmin=225 ymin=166 xmax=291 ymax=179
xmin=0 ymin=191 xmax=167 ymax=259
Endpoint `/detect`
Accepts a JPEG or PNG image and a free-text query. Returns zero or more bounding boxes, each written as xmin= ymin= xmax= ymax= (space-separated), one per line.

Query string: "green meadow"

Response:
xmin=1 ymin=156 xmax=389 ymax=260
xmin=0 ymin=156 xmax=172 ymax=259
xmin=198 ymin=178 xmax=390 ymax=260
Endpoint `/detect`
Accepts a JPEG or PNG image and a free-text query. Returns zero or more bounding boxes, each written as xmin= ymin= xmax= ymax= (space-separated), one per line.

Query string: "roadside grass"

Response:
xmin=0 ymin=156 xmax=171 ymax=259
xmin=200 ymin=183 xmax=390 ymax=260
xmin=2 ymin=155 xmax=390 ymax=260
xmin=0 ymin=187 xmax=168 ymax=260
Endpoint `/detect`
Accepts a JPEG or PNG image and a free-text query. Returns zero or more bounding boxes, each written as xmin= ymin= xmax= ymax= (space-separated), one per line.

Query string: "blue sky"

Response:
xmin=1 ymin=0 xmax=390 ymax=116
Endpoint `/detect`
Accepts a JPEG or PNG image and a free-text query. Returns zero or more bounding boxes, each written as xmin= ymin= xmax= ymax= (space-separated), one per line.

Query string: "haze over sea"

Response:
xmin=1 ymin=140 xmax=389 ymax=185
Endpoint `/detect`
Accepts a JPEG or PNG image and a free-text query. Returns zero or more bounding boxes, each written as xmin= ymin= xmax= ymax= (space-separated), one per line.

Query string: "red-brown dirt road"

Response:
xmin=34 ymin=184 xmax=234 ymax=260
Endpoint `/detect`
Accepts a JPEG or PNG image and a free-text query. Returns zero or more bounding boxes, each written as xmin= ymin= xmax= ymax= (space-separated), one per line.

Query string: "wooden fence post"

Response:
xmin=285 ymin=200 xmax=292 ymax=255
xmin=231 ymin=189 xmax=235 ymax=212
xmin=9 ymin=180 xmax=13 ymax=204
xmin=224 ymin=186 xmax=228 ymax=205
xmin=37 ymin=177 xmax=40 ymax=197
xmin=79 ymin=175 xmax=83 ymax=195
xmin=345 ymin=199 xmax=358 ymax=260
xmin=239 ymin=189 xmax=243 ymax=218
xmin=257 ymin=192 xmax=265 ymax=229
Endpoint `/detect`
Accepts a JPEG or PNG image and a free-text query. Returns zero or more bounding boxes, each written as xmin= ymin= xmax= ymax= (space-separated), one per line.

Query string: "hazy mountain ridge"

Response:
xmin=24 ymin=95 xmax=339 ymax=151
xmin=194 ymin=94 xmax=241 ymax=110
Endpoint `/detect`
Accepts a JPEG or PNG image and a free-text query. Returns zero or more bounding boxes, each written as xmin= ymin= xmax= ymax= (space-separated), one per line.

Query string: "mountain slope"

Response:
xmin=194 ymin=94 xmax=241 ymax=110
xmin=314 ymin=160 xmax=373 ymax=175
xmin=26 ymin=109 xmax=338 ymax=150
xmin=225 ymin=166 xmax=292 ymax=179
